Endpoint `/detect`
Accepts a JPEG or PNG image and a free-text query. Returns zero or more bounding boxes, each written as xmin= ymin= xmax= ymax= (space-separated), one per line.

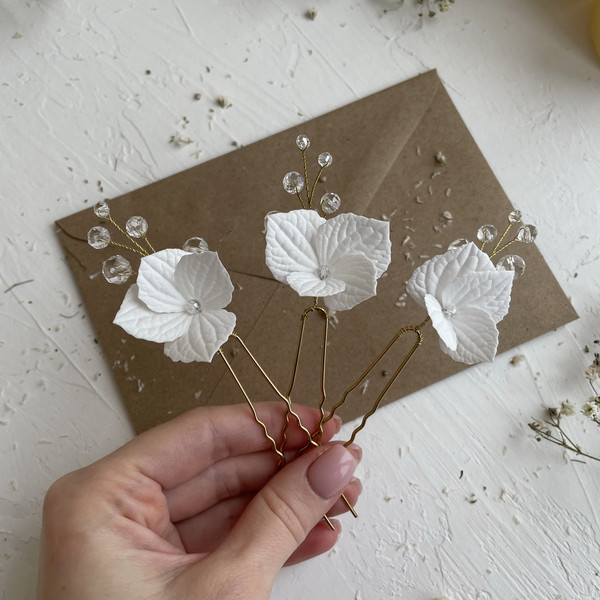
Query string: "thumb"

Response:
xmin=219 ymin=443 xmax=359 ymax=581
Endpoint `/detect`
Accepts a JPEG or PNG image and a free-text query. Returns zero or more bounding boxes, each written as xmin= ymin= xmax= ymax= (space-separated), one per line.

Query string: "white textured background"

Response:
xmin=1 ymin=1 xmax=600 ymax=598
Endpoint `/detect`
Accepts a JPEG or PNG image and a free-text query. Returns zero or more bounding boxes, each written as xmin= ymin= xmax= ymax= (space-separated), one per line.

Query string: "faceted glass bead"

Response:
xmin=283 ymin=171 xmax=305 ymax=194
xmin=442 ymin=305 xmax=457 ymax=318
xmin=448 ymin=238 xmax=468 ymax=251
xmin=508 ymin=210 xmax=522 ymax=223
xmin=477 ymin=224 xmax=497 ymax=243
xmin=185 ymin=299 xmax=202 ymax=314
xmin=320 ymin=192 xmax=341 ymax=215
xmin=183 ymin=237 xmax=209 ymax=253
xmin=87 ymin=226 xmax=111 ymax=250
xmin=102 ymin=255 xmax=133 ymax=284
xmin=94 ymin=200 xmax=110 ymax=218
xmin=125 ymin=216 xmax=148 ymax=238
xmin=296 ymin=134 xmax=310 ymax=151
xmin=318 ymin=152 xmax=333 ymax=168
xmin=317 ymin=265 xmax=330 ymax=280
xmin=516 ymin=224 xmax=537 ymax=243
xmin=496 ymin=254 xmax=526 ymax=279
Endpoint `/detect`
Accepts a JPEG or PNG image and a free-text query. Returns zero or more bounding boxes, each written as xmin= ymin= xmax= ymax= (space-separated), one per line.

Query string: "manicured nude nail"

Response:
xmin=307 ymin=445 xmax=358 ymax=499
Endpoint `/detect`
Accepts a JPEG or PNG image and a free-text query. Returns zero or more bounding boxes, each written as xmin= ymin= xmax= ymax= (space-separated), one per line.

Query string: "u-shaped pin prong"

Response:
xmin=323 ymin=320 xmax=428 ymax=445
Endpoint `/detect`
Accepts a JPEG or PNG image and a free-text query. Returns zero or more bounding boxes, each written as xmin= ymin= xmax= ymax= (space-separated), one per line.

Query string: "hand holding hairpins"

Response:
xmin=87 ymin=135 xmax=535 ymax=536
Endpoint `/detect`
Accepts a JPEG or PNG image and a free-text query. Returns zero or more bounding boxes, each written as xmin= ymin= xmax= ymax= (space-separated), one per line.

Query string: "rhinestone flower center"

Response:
xmin=185 ymin=299 xmax=203 ymax=314
xmin=443 ymin=305 xmax=457 ymax=318
xmin=316 ymin=265 xmax=330 ymax=280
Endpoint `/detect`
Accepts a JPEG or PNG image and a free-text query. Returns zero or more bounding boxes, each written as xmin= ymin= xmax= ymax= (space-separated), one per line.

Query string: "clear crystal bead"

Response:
xmin=516 ymin=224 xmax=537 ymax=243
xmin=296 ymin=134 xmax=310 ymax=151
xmin=94 ymin=200 xmax=110 ymax=218
xmin=125 ymin=216 xmax=148 ymax=238
xmin=183 ymin=237 xmax=209 ymax=253
xmin=496 ymin=254 xmax=526 ymax=279
xmin=442 ymin=305 xmax=457 ymax=318
xmin=508 ymin=210 xmax=522 ymax=223
xmin=283 ymin=171 xmax=305 ymax=194
xmin=102 ymin=255 xmax=133 ymax=284
xmin=87 ymin=226 xmax=111 ymax=249
xmin=477 ymin=224 xmax=497 ymax=243
xmin=448 ymin=238 xmax=468 ymax=251
xmin=320 ymin=192 xmax=341 ymax=215
xmin=318 ymin=152 xmax=333 ymax=168
xmin=185 ymin=299 xmax=202 ymax=314
xmin=317 ymin=265 xmax=330 ymax=280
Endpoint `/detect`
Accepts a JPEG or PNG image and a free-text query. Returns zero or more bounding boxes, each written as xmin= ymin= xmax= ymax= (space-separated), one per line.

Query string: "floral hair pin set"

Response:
xmin=87 ymin=135 xmax=537 ymax=526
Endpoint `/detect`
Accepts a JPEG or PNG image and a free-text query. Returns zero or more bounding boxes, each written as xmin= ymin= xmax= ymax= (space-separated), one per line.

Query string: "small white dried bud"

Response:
xmin=582 ymin=402 xmax=599 ymax=419
xmin=585 ymin=364 xmax=599 ymax=381
xmin=560 ymin=401 xmax=575 ymax=417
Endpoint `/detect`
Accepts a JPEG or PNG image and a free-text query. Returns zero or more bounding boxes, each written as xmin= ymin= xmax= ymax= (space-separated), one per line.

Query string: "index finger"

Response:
xmin=111 ymin=402 xmax=341 ymax=490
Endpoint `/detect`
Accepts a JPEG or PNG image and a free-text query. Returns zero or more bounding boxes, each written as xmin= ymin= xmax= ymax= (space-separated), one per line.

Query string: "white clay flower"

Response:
xmin=265 ymin=209 xmax=391 ymax=311
xmin=114 ymin=248 xmax=236 ymax=363
xmin=406 ymin=242 xmax=514 ymax=364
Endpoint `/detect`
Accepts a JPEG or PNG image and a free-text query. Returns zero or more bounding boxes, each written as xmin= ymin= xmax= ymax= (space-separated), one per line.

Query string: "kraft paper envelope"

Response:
xmin=56 ymin=70 xmax=578 ymax=434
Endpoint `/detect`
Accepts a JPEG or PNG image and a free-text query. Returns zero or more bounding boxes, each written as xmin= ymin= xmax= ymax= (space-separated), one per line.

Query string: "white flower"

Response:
xmin=114 ymin=248 xmax=236 ymax=363
xmin=264 ymin=209 xmax=391 ymax=311
xmin=582 ymin=400 xmax=599 ymax=419
xmin=406 ymin=242 xmax=514 ymax=364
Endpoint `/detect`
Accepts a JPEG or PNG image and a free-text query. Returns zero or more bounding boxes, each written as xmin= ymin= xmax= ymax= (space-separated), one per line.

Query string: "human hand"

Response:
xmin=37 ymin=402 xmax=361 ymax=600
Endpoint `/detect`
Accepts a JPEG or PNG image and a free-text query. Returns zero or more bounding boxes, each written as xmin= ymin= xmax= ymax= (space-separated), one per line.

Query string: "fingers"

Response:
xmin=113 ymin=402 xmax=342 ymax=489
xmin=172 ymin=477 xmax=362 ymax=554
xmin=165 ymin=450 xmax=279 ymax=522
xmin=284 ymin=520 xmax=340 ymax=566
xmin=211 ymin=443 xmax=361 ymax=585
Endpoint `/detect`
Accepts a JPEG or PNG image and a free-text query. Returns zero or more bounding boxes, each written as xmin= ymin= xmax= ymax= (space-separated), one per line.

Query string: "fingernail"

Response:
xmin=346 ymin=443 xmax=362 ymax=462
xmin=307 ymin=445 xmax=358 ymax=499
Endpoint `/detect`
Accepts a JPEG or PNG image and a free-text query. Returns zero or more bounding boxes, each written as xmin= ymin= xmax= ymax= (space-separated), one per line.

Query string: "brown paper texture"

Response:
xmin=56 ymin=70 xmax=578 ymax=433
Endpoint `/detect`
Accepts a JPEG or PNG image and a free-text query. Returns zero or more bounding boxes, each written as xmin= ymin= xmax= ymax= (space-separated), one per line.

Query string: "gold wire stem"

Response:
xmin=308 ymin=165 xmax=326 ymax=206
xmin=323 ymin=317 xmax=430 ymax=428
xmin=489 ymin=237 xmax=519 ymax=258
xmin=491 ymin=222 xmax=513 ymax=256
xmin=296 ymin=190 xmax=307 ymax=210
xmin=301 ymin=149 xmax=309 ymax=207
xmin=217 ymin=349 xmax=284 ymax=460
xmin=108 ymin=240 xmax=146 ymax=256
xmin=143 ymin=236 xmax=156 ymax=254
xmin=107 ymin=216 xmax=149 ymax=256
xmin=344 ymin=327 xmax=424 ymax=447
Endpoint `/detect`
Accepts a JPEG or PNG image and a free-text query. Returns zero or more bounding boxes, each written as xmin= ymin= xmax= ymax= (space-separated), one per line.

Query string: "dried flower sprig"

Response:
xmin=529 ymin=346 xmax=600 ymax=462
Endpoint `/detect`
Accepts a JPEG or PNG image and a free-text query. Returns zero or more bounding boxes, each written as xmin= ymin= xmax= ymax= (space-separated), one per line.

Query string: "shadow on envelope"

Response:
xmin=56 ymin=70 xmax=578 ymax=433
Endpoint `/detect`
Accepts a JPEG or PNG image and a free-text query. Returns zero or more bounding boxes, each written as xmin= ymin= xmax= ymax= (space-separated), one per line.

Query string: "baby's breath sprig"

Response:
xmin=415 ymin=0 xmax=455 ymax=18
xmin=529 ymin=345 xmax=600 ymax=463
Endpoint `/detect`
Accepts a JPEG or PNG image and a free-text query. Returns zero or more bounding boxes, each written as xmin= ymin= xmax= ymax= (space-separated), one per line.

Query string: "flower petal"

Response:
xmin=324 ymin=253 xmax=378 ymax=312
xmin=406 ymin=242 xmax=494 ymax=307
xmin=316 ymin=213 xmax=391 ymax=278
xmin=286 ymin=271 xmax=346 ymax=297
xmin=137 ymin=248 xmax=187 ymax=313
xmin=174 ymin=251 xmax=234 ymax=310
xmin=114 ymin=284 xmax=192 ymax=343
xmin=164 ymin=309 xmax=236 ymax=363
xmin=442 ymin=270 xmax=514 ymax=324
xmin=265 ymin=210 xmax=325 ymax=283
xmin=439 ymin=305 xmax=499 ymax=364
xmin=424 ymin=294 xmax=457 ymax=351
